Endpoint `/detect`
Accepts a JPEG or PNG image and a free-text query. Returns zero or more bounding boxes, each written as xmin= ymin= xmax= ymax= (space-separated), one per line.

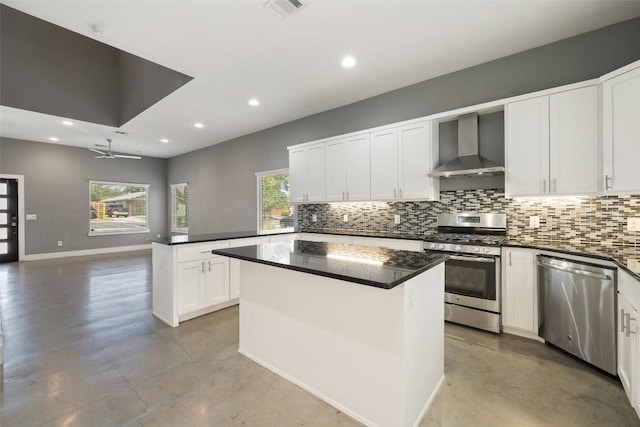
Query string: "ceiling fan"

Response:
xmin=90 ymin=138 xmax=141 ymax=160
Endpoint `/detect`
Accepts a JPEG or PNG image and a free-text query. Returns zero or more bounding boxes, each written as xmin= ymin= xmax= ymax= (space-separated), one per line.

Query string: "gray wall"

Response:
xmin=0 ymin=138 xmax=167 ymax=255
xmin=168 ymin=16 xmax=640 ymax=234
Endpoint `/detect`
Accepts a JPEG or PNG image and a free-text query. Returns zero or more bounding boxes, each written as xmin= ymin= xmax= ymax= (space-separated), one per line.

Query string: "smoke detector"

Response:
xmin=263 ymin=0 xmax=305 ymax=20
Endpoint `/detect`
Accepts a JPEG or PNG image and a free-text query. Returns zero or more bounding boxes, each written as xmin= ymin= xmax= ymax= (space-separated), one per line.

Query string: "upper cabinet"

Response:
xmin=603 ymin=64 xmax=640 ymax=194
xmin=289 ymin=142 xmax=325 ymax=203
xmin=289 ymin=120 xmax=438 ymax=204
xmin=370 ymin=121 xmax=438 ymax=201
xmin=505 ymin=85 xmax=599 ymax=197
xmin=325 ymin=133 xmax=371 ymax=202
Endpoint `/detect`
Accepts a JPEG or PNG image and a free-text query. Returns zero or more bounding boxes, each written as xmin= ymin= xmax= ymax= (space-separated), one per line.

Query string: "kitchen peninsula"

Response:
xmin=212 ymin=240 xmax=447 ymax=427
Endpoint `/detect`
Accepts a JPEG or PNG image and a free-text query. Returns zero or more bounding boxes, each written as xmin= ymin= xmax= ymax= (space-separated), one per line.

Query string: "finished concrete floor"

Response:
xmin=0 ymin=250 xmax=638 ymax=426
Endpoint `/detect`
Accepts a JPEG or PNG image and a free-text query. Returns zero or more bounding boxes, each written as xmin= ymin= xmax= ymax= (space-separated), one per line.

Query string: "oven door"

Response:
xmin=444 ymin=254 xmax=500 ymax=312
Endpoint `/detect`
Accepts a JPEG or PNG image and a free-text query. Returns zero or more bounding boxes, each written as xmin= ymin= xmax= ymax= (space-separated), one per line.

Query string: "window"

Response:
xmin=89 ymin=181 xmax=149 ymax=236
xmin=171 ymin=183 xmax=188 ymax=233
xmin=256 ymin=169 xmax=292 ymax=233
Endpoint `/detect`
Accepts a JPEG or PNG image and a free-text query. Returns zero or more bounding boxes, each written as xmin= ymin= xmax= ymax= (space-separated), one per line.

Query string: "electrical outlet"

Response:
xmin=26 ymin=214 xmax=37 ymax=220
xmin=529 ymin=216 xmax=540 ymax=228
xmin=57 ymin=241 xmax=63 ymax=247
xmin=394 ymin=214 xmax=401 ymax=225
xmin=343 ymin=214 xmax=348 ymax=223
xmin=312 ymin=214 xmax=317 ymax=223
xmin=629 ymin=259 xmax=640 ymax=274
xmin=628 ymin=217 xmax=640 ymax=232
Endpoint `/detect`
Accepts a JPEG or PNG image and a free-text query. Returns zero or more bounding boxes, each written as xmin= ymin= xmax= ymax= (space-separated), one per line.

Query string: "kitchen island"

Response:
xmin=212 ymin=240 xmax=447 ymax=427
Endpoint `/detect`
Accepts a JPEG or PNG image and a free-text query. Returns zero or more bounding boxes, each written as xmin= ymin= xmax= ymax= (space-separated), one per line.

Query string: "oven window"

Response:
xmin=445 ymin=257 xmax=496 ymax=300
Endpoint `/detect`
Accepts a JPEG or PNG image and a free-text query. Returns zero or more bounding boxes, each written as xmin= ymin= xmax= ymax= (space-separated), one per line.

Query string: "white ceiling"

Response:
xmin=1 ymin=0 xmax=640 ymax=159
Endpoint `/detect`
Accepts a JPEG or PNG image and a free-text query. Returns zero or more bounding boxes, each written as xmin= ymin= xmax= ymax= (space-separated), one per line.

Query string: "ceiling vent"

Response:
xmin=263 ymin=0 xmax=305 ymax=20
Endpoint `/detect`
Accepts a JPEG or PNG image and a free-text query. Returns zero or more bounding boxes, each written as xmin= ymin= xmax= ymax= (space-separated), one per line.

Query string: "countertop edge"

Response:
xmin=501 ymin=242 xmax=640 ymax=281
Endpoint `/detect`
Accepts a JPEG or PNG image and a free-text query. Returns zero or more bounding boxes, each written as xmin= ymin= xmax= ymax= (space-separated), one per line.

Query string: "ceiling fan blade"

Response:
xmin=114 ymin=154 xmax=142 ymax=160
xmin=94 ymin=155 xmax=112 ymax=159
xmin=90 ymin=148 xmax=106 ymax=155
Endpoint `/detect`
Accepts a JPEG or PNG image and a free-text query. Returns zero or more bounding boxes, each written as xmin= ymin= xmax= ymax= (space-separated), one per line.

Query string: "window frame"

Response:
xmin=88 ymin=180 xmax=150 ymax=236
xmin=255 ymin=168 xmax=293 ymax=234
xmin=170 ymin=182 xmax=189 ymax=234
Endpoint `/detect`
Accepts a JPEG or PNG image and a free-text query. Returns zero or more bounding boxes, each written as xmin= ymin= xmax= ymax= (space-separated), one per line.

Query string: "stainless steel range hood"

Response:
xmin=429 ymin=113 xmax=505 ymax=178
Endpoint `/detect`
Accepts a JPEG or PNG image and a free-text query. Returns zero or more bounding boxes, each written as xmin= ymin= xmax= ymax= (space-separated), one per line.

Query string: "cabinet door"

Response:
xmin=603 ymin=66 xmax=640 ymax=193
xmin=203 ymin=256 xmax=230 ymax=307
xmin=229 ymin=258 xmax=241 ymax=300
xmin=398 ymin=121 xmax=431 ymax=200
xmin=503 ymin=249 xmax=536 ymax=332
xmin=549 ymin=86 xmax=599 ymax=195
xmin=370 ymin=128 xmax=398 ymax=200
xmin=177 ymin=260 xmax=205 ymax=315
xmin=618 ymin=292 xmax=637 ymax=406
xmin=345 ymin=133 xmax=370 ymax=201
xmin=325 ymin=138 xmax=346 ymax=202
xmin=505 ymin=97 xmax=550 ymax=196
xmin=289 ymin=147 xmax=307 ymax=203
xmin=306 ymin=143 xmax=325 ymax=202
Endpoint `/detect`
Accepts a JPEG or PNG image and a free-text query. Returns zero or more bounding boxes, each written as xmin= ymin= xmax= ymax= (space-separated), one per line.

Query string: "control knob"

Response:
xmin=455 ymin=246 xmax=461 ymax=252
xmin=438 ymin=244 xmax=445 ymax=250
xmin=429 ymin=243 xmax=436 ymax=249
xmin=474 ymin=247 xmax=481 ymax=253
xmin=483 ymin=248 xmax=490 ymax=254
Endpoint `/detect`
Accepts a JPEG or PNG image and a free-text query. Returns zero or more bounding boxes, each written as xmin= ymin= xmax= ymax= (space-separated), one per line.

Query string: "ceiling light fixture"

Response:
xmin=62 ymin=120 xmax=73 ymax=126
xmin=341 ymin=56 xmax=356 ymax=68
xmin=248 ymin=98 xmax=260 ymax=107
xmin=194 ymin=123 xmax=204 ymax=129
xmin=161 ymin=139 xmax=169 ymax=143
xmin=49 ymin=137 xmax=59 ymax=142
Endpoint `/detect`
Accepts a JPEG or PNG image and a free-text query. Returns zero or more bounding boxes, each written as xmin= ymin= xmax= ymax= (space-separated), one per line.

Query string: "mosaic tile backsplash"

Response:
xmin=297 ymin=189 xmax=640 ymax=254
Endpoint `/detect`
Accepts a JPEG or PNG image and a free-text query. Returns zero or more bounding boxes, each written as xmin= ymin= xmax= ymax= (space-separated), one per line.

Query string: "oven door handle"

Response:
xmin=449 ymin=255 xmax=496 ymax=263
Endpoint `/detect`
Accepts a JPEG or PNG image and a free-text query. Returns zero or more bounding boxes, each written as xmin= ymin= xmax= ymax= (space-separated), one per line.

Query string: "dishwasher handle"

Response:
xmin=537 ymin=259 xmax=613 ymax=281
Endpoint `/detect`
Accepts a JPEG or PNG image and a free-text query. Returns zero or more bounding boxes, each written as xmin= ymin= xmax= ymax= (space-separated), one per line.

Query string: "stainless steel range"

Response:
xmin=424 ymin=212 xmax=506 ymax=333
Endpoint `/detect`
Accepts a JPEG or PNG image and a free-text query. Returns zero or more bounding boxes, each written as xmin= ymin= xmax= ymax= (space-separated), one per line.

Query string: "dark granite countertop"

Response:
xmin=150 ymin=230 xmax=293 ymax=245
xmin=212 ymin=240 xmax=447 ymax=289
xmin=502 ymin=239 xmax=640 ymax=281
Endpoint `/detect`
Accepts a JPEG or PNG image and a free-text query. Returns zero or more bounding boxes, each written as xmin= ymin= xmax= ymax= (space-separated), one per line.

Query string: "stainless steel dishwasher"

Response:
xmin=538 ymin=256 xmax=616 ymax=375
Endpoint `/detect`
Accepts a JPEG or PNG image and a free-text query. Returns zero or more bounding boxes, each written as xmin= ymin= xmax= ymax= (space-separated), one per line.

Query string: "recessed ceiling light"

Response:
xmin=49 ymin=137 xmax=59 ymax=142
xmin=62 ymin=120 xmax=73 ymax=126
xmin=248 ymin=98 xmax=260 ymax=107
xmin=115 ymin=130 xmax=128 ymax=135
xmin=194 ymin=122 xmax=204 ymax=129
xmin=161 ymin=138 xmax=169 ymax=143
xmin=341 ymin=56 xmax=356 ymax=68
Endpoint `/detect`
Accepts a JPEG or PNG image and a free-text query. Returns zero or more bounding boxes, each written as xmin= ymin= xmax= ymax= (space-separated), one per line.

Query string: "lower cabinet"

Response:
xmin=618 ymin=269 xmax=640 ymax=418
xmin=502 ymin=248 xmax=539 ymax=338
xmin=177 ymin=255 xmax=230 ymax=321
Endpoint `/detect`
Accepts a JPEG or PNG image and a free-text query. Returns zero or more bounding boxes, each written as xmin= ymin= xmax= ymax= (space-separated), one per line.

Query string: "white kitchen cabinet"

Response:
xmin=505 ymin=85 xmax=599 ymax=197
xmin=289 ymin=142 xmax=325 ymax=203
xmin=370 ymin=121 xmax=438 ymax=201
xmin=325 ymin=134 xmax=370 ymax=202
xmin=618 ymin=268 xmax=640 ymax=418
xmin=502 ymin=248 xmax=539 ymax=338
xmin=603 ymin=64 xmax=640 ymax=193
xmin=177 ymin=254 xmax=229 ymax=321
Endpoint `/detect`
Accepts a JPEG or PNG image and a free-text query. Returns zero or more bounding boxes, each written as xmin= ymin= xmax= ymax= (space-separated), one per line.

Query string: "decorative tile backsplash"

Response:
xmin=297 ymin=189 xmax=640 ymax=253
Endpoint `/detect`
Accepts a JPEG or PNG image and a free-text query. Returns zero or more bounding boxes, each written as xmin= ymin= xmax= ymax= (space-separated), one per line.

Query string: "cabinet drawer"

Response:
xmin=177 ymin=241 xmax=230 ymax=262
xmin=228 ymin=236 xmax=270 ymax=248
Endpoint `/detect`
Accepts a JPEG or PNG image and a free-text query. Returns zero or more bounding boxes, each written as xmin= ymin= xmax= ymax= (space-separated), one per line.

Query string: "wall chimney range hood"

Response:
xmin=429 ymin=113 xmax=505 ymax=178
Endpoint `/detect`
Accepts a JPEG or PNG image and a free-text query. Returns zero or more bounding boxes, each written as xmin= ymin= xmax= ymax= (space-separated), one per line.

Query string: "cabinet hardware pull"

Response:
xmin=346 ymin=191 xmax=349 ymax=200
xmin=394 ymin=188 xmax=397 ymax=198
xmin=200 ymin=250 xmax=210 ymax=254
xmin=509 ymin=252 xmax=512 ymax=267
xmin=553 ymin=178 xmax=557 ymax=193
xmin=208 ymin=260 xmax=212 ymax=272
xmin=543 ymin=179 xmax=547 ymax=193
xmin=399 ymin=188 xmax=402 ymax=198
xmin=605 ymin=175 xmax=612 ymax=191
xmin=201 ymin=261 xmax=205 ymax=274
xmin=627 ymin=313 xmax=636 ymax=337
xmin=622 ymin=309 xmax=627 ymax=333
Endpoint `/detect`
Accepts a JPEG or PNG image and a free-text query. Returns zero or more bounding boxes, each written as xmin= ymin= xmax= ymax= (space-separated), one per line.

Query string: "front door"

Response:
xmin=0 ymin=178 xmax=19 ymax=263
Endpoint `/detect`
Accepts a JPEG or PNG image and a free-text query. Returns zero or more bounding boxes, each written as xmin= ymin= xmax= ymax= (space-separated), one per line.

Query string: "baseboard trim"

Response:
xmin=23 ymin=244 xmax=151 ymax=261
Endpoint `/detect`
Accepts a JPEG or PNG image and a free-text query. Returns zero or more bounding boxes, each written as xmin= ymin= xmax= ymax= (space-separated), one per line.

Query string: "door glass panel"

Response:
xmin=0 ymin=183 xmax=6 ymax=195
xmin=0 ymin=213 xmax=7 ymax=225
xmin=0 ymin=242 xmax=7 ymax=254
xmin=0 ymin=228 xmax=6 ymax=239
xmin=0 ymin=198 xmax=7 ymax=210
